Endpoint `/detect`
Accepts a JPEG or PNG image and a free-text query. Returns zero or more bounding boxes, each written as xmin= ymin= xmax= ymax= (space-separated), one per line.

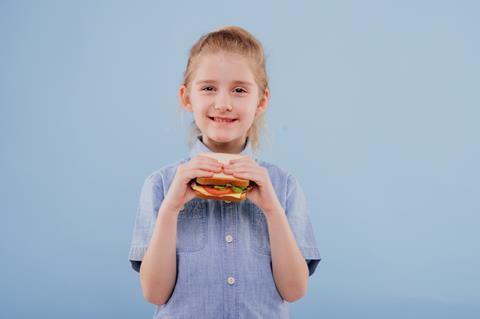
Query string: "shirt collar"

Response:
xmin=189 ymin=136 xmax=255 ymax=159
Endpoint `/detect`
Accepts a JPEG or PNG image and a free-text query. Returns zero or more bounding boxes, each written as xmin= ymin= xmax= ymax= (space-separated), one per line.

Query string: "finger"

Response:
xmin=178 ymin=163 xmax=219 ymax=179
xmin=228 ymin=171 xmax=258 ymax=183
xmin=189 ymin=159 xmax=223 ymax=171
xmin=183 ymin=169 xmax=216 ymax=181
xmin=196 ymin=159 xmax=227 ymax=172
xmin=225 ymin=157 xmax=256 ymax=168
xmin=227 ymin=156 xmax=251 ymax=165
xmin=192 ymin=162 xmax=223 ymax=172
xmin=225 ymin=162 xmax=251 ymax=170
xmin=184 ymin=188 xmax=197 ymax=202
xmin=228 ymin=166 xmax=261 ymax=175
xmin=196 ymin=155 xmax=223 ymax=165
xmin=229 ymin=167 xmax=264 ymax=180
xmin=223 ymin=163 xmax=252 ymax=174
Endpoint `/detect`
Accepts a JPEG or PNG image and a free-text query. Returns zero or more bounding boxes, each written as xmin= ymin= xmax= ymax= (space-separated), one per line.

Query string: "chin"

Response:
xmin=208 ymin=135 xmax=236 ymax=143
xmin=205 ymin=131 xmax=237 ymax=143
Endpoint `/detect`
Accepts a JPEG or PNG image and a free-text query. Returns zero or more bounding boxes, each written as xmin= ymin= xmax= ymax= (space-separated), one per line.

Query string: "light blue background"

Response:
xmin=1 ymin=0 xmax=479 ymax=318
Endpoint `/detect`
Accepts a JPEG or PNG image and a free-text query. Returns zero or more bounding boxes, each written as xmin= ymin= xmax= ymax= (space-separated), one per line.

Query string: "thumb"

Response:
xmin=184 ymin=184 xmax=197 ymax=203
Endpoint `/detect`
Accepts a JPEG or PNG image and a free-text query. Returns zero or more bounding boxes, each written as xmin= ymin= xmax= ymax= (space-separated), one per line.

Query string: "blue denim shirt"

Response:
xmin=128 ymin=137 xmax=321 ymax=319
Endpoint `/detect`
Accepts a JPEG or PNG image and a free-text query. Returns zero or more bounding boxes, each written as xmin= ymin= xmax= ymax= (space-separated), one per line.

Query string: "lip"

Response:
xmin=209 ymin=115 xmax=237 ymax=120
xmin=208 ymin=116 xmax=238 ymax=123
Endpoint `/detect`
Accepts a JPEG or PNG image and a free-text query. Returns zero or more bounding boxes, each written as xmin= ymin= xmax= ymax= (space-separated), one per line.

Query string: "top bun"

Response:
xmin=198 ymin=152 xmax=247 ymax=164
xmin=197 ymin=152 xmax=250 ymax=187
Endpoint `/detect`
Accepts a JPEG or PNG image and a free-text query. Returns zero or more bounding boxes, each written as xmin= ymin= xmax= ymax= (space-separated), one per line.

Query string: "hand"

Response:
xmin=222 ymin=156 xmax=282 ymax=216
xmin=162 ymin=155 xmax=223 ymax=214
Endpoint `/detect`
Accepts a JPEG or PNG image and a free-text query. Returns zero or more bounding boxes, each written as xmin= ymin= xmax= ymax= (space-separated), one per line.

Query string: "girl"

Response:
xmin=128 ymin=26 xmax=321 ymax=319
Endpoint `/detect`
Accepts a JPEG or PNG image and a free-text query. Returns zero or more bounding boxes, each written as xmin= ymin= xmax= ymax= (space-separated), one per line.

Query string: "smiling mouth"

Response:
xmin=209 ymin=117 xmax=238 ymax=123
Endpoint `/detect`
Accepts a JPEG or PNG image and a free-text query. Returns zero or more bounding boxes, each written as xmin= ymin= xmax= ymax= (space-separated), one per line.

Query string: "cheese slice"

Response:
xmin=191 ymin=183 xmax=243 ymax=199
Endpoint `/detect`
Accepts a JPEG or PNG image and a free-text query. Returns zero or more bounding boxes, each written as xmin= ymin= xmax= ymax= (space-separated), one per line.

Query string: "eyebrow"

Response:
xmin=195 ymin=80 xmax=255 ymax=87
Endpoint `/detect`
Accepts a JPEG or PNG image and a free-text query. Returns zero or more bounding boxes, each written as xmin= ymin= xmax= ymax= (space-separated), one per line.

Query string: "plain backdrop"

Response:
xmin=1 ymin=0 xmax=479 ymax=318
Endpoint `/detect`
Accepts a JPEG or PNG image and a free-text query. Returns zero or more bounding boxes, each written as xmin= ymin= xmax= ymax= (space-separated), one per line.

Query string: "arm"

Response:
xmin=139 ymin=156 xmax=222 ymax=305
xmin=264 ymin=205 xmax=309 ymax=303
xmin=139 ymin=202 xmax=181 ymax=305
xmin=222 ymin=160 xmax=309 ymax=302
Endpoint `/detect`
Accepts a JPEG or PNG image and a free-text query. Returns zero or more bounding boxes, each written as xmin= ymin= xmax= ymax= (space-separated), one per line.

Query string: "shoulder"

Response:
xmin=255 ymin=158 xmax=300 ymax=203
xmin=142 ymin=157 xmax=190 ymax=191
xmin=256 ymin=158 xmax=296 ymax=184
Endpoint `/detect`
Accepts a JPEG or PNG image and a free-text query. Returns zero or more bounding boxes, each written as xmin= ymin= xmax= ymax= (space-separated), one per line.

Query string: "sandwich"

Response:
xmin=190 ymin=152 xmax=253 ymax=202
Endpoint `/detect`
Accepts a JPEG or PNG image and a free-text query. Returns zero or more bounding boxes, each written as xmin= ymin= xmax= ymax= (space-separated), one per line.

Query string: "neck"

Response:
xmin=201 ymin=136 xmax=247 ymax=154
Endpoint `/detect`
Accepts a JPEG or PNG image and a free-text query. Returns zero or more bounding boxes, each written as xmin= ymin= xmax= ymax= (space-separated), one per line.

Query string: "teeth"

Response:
xmin=213 ymin=117 xmax=234 ymax=123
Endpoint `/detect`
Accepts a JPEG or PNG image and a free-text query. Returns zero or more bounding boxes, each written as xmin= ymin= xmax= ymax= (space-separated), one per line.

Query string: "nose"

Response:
xmin=214 ymin=91 xmax=232 ymax=112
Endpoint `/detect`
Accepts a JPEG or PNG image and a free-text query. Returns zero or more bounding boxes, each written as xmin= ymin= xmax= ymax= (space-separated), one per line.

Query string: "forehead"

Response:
xmin=193 ymin=52 xmax=256 ymax=86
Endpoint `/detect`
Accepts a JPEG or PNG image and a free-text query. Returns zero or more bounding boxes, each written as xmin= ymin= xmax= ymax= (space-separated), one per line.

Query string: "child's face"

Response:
xmin=180 ymin=52 xmax=268 ymax=150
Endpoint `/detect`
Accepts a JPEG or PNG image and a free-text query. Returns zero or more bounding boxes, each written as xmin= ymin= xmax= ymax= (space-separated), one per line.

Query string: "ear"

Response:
xmin=255 ymin=88 xmax=270 ymax=116
xmin=179 ymin=85 xmax=193 ymax=112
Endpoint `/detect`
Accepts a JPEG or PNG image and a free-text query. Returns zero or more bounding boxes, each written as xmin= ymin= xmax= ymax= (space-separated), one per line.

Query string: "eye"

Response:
xmin=234 ymin=87 xmax=247 ymax=94
xmin=202 ymin=86 xmax=215 ymax=92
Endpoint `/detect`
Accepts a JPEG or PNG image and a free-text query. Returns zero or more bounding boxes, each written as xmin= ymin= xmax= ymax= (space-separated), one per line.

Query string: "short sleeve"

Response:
xmin=128 ymin=173 xmax=164 ymax=273
xmin=285 ymin=173 xmax=321 ymax=276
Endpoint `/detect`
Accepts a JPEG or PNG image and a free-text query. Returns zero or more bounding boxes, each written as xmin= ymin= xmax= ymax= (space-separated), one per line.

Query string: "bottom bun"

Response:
xmin=193 ymin=190 xmax=247 ymax=202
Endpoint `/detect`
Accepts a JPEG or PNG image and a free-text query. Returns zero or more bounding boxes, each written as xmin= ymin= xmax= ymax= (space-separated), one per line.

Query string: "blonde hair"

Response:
xmin=178 ymin=25 xmax=270 ymax=154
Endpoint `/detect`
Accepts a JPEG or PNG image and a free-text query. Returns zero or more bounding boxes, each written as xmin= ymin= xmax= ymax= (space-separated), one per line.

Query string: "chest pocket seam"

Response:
xmin=248 ymin=203 xmax=271 ymax=256
xmin=176 ymin=200 xmax=208 ymax=253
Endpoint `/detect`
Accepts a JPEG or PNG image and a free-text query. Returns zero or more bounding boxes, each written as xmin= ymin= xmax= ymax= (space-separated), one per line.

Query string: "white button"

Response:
xmin=227 ymin=276 xmax=235 ymax=285
xmin=225 ymin=235 xmax=233 ymax=243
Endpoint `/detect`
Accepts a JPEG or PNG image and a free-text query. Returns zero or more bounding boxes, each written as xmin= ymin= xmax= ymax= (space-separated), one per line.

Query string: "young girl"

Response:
xmin=128 ymin=26 xmax=321 ymax=319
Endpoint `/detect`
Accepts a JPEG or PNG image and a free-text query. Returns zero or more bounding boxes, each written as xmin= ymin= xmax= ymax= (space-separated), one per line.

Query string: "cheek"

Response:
xmin=239 ymin=105 xmax=258 ymax=122
xmin=190 ymin=107 xmax=206 ymax=125
xmin=191 ymin=101 xmax=211 ymax=116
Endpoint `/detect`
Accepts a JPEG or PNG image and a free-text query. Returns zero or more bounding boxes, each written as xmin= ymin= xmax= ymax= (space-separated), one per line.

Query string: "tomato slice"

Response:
xmin=203 ymin=186 xmax=233 ymax=195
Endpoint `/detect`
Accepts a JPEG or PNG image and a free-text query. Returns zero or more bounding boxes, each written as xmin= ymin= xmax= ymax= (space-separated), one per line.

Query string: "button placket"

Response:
xmin=222 ymin=200 xmax=237 ymax=313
